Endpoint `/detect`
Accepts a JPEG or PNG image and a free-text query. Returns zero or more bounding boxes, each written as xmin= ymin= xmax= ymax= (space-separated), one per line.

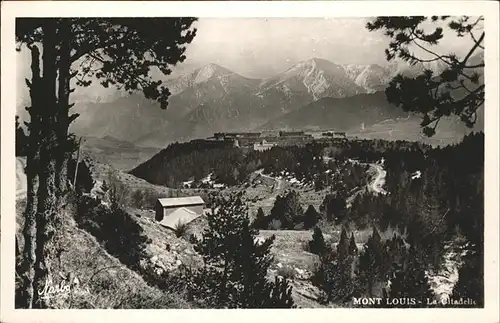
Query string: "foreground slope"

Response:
xmin=15 ymin=158 xmax=194 ymax=309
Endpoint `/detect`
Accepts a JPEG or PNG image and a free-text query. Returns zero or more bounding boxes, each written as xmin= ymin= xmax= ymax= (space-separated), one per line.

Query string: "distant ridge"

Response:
xmin=36 ymin=54 xmax=483 ymax=148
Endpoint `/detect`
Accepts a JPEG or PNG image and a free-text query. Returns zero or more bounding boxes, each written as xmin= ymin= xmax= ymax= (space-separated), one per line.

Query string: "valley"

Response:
xmin=15 ymin=129 xmax=483 ymax=308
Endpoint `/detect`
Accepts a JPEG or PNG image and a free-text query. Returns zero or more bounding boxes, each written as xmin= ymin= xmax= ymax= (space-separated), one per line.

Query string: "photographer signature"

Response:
xmin=37 ymin=275 xmax=90 ymax=300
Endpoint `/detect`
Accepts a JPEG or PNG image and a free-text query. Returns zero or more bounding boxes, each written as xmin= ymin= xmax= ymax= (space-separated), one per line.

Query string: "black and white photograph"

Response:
xmin=1 ymin=1 xmax=499 ymax=321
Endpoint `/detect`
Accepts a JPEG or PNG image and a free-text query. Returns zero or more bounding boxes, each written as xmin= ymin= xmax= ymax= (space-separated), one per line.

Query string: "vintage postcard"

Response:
xmin=1 ymin=1 xmax=499 ymax=323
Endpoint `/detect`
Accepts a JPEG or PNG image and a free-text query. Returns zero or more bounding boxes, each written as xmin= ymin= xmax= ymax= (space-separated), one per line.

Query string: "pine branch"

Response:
xmin=461 ymin=32 xmax=485 ymax=66
xmin=409 ymin=32 xmax=454 ymax=66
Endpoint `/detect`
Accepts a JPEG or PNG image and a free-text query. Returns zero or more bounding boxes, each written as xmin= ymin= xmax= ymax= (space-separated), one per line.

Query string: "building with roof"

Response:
xmin=253 ymin=139 xmax=277 ymax=151
xmin=155 ymin=196 xmax=205 ymax=228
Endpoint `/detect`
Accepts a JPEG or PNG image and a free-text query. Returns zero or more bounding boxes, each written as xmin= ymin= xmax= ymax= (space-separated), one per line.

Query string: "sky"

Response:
xmin=169 ymin=17 xmax=478 ymax=78
xmin=16 ymin=17 xmax=480 ymax=103
xmin=170 ymin=17 xmax=391 ymax=78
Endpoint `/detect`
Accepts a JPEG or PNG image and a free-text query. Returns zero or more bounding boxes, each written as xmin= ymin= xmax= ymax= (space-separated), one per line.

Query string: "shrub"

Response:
xmin=75 ymin=195 xmax=149 ymax=270
xmin=131 ymin=189 xmax=147 ymax=209
xmin=173 ymin=221 xmax=188 ymax=238
xmin=276 ymin=265 xmax=295 ymax=280
xmin=269 ymin=191 xmax=304 ymax=229
xmin=269 ymin=219 xmax=282 ymax=230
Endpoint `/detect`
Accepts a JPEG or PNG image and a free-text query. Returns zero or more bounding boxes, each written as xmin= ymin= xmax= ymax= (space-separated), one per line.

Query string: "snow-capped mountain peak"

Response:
xmin=193 ymin=63 xmax=232 ymax=84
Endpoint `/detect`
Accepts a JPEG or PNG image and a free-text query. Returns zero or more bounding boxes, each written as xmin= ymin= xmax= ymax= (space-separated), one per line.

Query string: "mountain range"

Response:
xmin=17 ymin=55 xmax=483 ymax=148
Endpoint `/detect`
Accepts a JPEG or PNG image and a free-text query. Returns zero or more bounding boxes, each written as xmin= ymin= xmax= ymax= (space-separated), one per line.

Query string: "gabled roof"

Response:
xmin=158 ymin=207 xmax=203 ymax=229
xmin=157 ymin=196 xmax=205 ymax=208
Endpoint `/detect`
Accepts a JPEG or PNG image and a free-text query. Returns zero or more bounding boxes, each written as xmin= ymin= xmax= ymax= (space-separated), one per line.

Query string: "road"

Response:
xmin=346 ymin=160 xmax=387 ymax=207
xmin=369 ymin=163 xmax=387 ymax=195
xmin=255 ymin=169 xmax=284 ymax=190
xmin=254 ymin=169 xmax=285 ymax=206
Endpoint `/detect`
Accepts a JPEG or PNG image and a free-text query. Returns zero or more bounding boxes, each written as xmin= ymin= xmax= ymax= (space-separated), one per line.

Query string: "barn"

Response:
xmin=155 ymin=196 xmax=205 ymax=229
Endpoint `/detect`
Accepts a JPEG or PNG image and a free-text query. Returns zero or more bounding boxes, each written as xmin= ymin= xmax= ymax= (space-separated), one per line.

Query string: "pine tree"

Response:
xmin=322 ymin=193 xmax=347 ymax=223
xmin=366 ymin=16 xmax=484 ymax=135
xmin=308 ymin=227 xmax=327 ymax=256
xmin=389 ymin=246 xmax=433 ymax=307
xmin=269 ymin=190 xmax=303 ymax=229
xmin=336 ymin=226 xmax=350 ymax=261
xmin=303 ymin=204 xmax=320 ymax=229
xmin=192 ymin=193 xmax=295 ymax=308
xmin=451 ymin=247 xmax=483 ymax=307
xmin=356 ymin=226 xmax=385 ymax=297
xmin=349 ymin=233 xmax=358 ymax=256
xmin=317 ymin=226 xmax=356 ymax=302
xmin=252 ymin=207 xmax=268 ymax=229
xmin=16 ymin=17 xmax=198 ymax=308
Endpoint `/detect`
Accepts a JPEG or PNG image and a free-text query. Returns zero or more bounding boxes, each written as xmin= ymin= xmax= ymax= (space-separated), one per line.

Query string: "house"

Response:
xmin=155 ymin=196 xmax=205 ymax=229
xmin=253 ymin=139 xmax=277 ymax=151
xmin=279 ymin=131 xmax=305 ymax=137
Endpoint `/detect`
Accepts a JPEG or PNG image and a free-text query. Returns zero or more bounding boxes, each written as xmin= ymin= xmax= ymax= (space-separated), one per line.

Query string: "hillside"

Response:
xmin=260 ymin=91 xmax=409 ymax=132
xmin=80 ymin=136 xmax=160 ymax=171
xmin=15 ymin=193 xmax=193 ymax=309
xmin=348 ymin=113 xmax=484 ymax=147
xmin=15 ymin=156 xmax=207 ymax=309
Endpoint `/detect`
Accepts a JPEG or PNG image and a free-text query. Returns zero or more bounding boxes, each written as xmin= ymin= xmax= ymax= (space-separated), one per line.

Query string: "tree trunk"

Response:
xmin=19 ymin=44 xmax=42 ymax=309
xmin=32 ymin=20 xmax=60 ymax=309
xmin=55 ymin=20 xmax=72 ymax=199
xmin=33 ymin=155 xmax=59 ymax=308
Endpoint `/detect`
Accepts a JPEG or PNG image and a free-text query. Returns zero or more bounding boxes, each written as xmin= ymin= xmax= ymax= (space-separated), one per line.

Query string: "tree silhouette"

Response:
xmin=322 ymin=193 xmax=347 ymax=223
xmin=16 ymin=18 xmax=197 ymax=308
xmin=308 ymin=227 xmax=327 ymax=256
xmin=348 ymin=233 xmax=358 ymax=256
xmin=357 ymin=226 xmax=385 ymax=297
xmin=388 ymin=246 xmax=433 ymax=307
xmin=336 ymin=226 xmax=350 ymax=261
xmin=252 ymin=207 xmax=268 ymax=230
xmin=303 ymin=204 xmax=320 ymax=229
xmin=192 ymin=193 xmax=295 ymax=308
xmin=269 ymin=191 xmax=303 ymax=229
xmin=366 ymin=16 xmax=484 ymax=136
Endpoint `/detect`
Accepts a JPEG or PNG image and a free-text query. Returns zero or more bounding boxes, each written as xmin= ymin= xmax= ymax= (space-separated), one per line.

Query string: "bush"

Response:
xmin=131 ymin=189 xmax=147 ymax=209
xmin=173 ymin=221 xmax=188 ymax=238
xmin=276 ymin=265 xmax=295 ymax=280
xmin=75 ymin=195 xmax=149 ymax=270
xmin=269 ymin=191 xmax=304 ymax=229
xmin=269 ymin=219 xmax=282 ymax=230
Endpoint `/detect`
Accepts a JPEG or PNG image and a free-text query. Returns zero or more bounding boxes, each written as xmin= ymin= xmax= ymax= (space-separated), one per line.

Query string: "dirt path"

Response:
xmin=254 ymin=169 xmax=285 ymax=206
xmin=368 ymin=163 xmax=387 ymax=195
xmin=346 ymin=160 xmax=387 ymax=207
